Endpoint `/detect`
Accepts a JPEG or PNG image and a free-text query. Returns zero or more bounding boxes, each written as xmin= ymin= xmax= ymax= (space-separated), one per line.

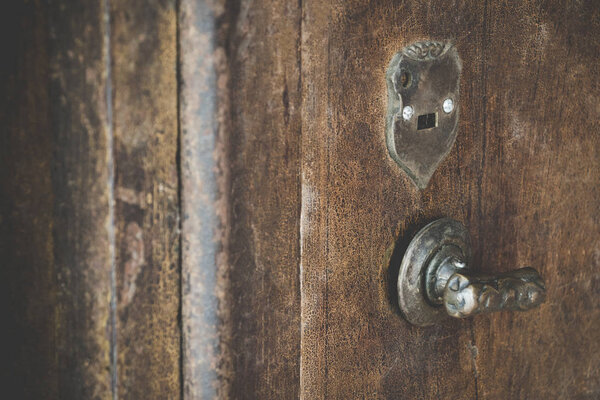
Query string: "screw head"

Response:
xmin=443 ymin=98 xmax=454 ymax=113
xmin=402 ymin=105 xmax=414 ymax=121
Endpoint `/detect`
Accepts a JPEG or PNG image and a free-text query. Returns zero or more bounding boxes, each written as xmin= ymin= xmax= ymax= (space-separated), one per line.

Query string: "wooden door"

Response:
xmin=1 ymin=1 xmax=598 ymax=399
xmin=294 ymin=1 xmax=600 ymax=398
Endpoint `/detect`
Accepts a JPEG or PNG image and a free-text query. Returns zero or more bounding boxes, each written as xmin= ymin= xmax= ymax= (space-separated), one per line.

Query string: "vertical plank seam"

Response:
xmin=297 ymin=0 xmax=304 ymax=398
xmin=102 ymin=0 xmax=118 ymax=397
xmin=473 ymin=0 xmax=490 ymax=399
xmin=323 ymin=1 xmax=332 ymax=396
xmin=175 ymin=0 xmax=184 ymax=398
xmin=299 ymin=0 xmax=306 ymax=397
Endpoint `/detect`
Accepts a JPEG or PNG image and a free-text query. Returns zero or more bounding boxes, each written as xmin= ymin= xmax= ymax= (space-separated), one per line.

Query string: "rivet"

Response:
xmin=443 ymin=98 xmax=454 ymax=113
xmin=402 ymin=105 xmax=414 ymax=121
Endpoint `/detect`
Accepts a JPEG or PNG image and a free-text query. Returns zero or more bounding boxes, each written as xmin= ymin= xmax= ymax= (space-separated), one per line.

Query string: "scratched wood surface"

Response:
xmin=0 ymin=1 xmax=181 ymax=398
xmin=471 ymin=3 xmax=600 ymax=398
xmin=299 ymin=0 xmax=600 ymax=399
xmin=1 ymin=0 xmax=599 ymax=399
xmin=299 ymin=0 xmax=482 ymax=397
xmin=224 ymin=1 xmax=304 ymax=398
xmin=1 ymin=0 xmax=119 ymax=397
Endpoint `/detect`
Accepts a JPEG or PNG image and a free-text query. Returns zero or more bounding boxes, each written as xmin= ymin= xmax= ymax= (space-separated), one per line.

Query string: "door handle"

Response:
xmin=396 ymin=218 xmax=546 ymax=326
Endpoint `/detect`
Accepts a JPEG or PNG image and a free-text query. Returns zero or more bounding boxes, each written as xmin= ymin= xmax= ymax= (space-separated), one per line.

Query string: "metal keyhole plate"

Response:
xmin=385 ymin=41 xmax=462 ymax=189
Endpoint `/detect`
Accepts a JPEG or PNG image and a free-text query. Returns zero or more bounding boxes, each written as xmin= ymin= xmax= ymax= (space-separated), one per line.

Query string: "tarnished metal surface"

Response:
xmin=444 ymin=267 xmax=546 ymax=318
xmin=397 ymin=218 xmax=471 ymax=326
xmin=397 ymin=218 xmax=546 ymax=326
xmin=385 ymin=41 xmax=462 ymax=189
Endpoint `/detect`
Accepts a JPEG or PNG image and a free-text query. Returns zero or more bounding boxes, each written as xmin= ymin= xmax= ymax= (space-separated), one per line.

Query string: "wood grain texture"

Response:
xmin=48 ymin=0 xmax=115 ymax=398
xmin=224 ymin=0 xmax=303 ymax=398
xmin=300 ymin=0 xmax=482 ymax=398
xmin=299 ymin=0 xmax=599 ymax=399
xmin=472 ymin=2 xmax=600 ymax=399
xmin=110 ymin=0 xmax=181 ymax=398
xmin=1 ymin=1 xmax=599 ymax=399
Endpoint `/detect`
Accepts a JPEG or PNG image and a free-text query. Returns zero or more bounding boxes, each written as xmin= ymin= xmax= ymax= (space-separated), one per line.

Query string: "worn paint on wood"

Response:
xmin=178 ymin=0 xmax=228 ymax=398
xmin=179 ymin=0 xmax=303 ymax=397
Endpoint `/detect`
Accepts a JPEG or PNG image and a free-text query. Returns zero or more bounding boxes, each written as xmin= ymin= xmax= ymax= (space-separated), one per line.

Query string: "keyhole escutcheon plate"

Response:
xmin=385 ymin=41 xmax=462 ymax=189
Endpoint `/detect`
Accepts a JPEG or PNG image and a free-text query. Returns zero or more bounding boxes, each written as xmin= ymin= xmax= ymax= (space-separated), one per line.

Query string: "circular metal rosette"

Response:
xmin=397 ymin=218 xmax=471 ymax=327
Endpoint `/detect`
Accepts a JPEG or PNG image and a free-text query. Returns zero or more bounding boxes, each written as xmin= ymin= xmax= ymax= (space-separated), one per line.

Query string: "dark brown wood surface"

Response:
xmin=1 ymin=1 xmax=599 ymax=399
xmin=47 ymin=1 xmax=115 ymax=397
xmin=299 ymin=0 xmax=600 ymax=399
xmin=1 ymin=1 xmax=181 ymax=398
xmin=224 ymin=1 xmax=303 ymax=398
xmin=473 ymin=3 xmax=600 ymax=398
xmin=0 ymin=2 xmax=57 ymax=398
xmin=300 ymin=1 xmax=482 ymax=397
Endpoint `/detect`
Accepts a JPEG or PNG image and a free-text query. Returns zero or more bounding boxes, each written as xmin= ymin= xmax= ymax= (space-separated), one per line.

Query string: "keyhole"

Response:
xmin=417 ymin=113 xmax=437 ymax=130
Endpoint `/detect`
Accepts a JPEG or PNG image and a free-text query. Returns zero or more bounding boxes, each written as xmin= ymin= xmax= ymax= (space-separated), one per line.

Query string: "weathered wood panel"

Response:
xmin=110 ymin=0 xmax=181 ymax=398
xmin=179 ymin=0 xmax=303 ymax=397
xmin=225 ymin=1 xmax=303 ymax=398
xmin=1 ymin=1 xmax=599 ymax=399
xmin=472 ymin=2 xmax=600 ymax=399
xmin=48 ymin=0 xmax=115 ymax=398
xmin=300 ymin=1 xmax=484 ymax=398
xmin=300 ymin=0 xmax=599 ymax=399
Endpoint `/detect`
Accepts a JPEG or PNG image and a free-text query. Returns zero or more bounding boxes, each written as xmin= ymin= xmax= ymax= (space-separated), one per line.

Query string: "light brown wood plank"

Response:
xmin=110 ymin=0 xmax=181 ymax=398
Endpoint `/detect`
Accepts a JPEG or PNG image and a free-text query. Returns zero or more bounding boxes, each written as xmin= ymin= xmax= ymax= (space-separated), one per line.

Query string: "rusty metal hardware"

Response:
xmin=397 ymin=218 xmax=546 ymax=327
xmin=385 ymin=41 xmax=462 ymax=189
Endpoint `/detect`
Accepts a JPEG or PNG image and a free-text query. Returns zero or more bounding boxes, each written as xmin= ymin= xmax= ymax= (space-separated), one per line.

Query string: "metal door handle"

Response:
xmin=397 ymin=218 xmax=546 ymax=326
